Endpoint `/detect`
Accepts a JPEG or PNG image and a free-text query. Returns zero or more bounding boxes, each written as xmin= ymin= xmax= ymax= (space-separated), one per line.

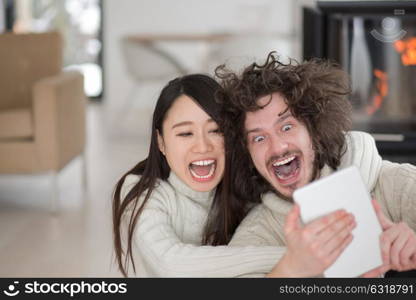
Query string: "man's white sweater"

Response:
xmin=229 ymin=131 xmax=416 ymax=277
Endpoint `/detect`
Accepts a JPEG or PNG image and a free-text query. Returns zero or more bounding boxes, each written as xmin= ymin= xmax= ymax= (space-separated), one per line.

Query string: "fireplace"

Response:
xmin=303 ymin=1 xmax=416 ymax=163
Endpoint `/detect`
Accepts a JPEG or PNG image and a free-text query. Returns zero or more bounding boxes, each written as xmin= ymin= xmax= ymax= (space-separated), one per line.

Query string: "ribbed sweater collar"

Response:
xmin=167 ymin=171 xmax=215 ymax=206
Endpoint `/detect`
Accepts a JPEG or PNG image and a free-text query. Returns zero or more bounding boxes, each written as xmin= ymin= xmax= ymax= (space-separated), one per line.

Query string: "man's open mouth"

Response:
xmin=271 ymin=155 xmax=300 ymax=183
xmin=189 ymin=159 xmax=216 ymax=181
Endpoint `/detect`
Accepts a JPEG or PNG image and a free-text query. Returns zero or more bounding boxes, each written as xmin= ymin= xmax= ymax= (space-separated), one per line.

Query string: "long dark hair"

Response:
xmin=113 ymin=74 xmax=243 ymax=276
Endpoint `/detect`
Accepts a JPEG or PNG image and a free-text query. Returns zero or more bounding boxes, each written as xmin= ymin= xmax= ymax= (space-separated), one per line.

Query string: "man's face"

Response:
xmin=245 ymin=93 xmax=316 ymax=199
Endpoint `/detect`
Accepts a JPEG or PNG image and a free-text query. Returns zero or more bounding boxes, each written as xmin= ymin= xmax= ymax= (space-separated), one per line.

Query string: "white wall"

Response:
xmin=103 ymin=0 xmax=310 ymax=111
xmin=0 ymin=0 xmax=5 ymax=33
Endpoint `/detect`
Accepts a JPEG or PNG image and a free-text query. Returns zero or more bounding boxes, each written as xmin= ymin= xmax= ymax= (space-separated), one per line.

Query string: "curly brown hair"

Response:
xmin=214 ymin=52 xmax=352 ymax=202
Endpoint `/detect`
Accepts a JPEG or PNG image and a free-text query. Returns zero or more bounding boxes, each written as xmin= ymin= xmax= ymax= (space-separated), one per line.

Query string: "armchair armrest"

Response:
xmin=32 ymin=71 xmax=86 ymax=171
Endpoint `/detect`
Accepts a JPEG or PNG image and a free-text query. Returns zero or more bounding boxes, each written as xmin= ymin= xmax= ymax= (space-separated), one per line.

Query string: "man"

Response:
xmin=216 ymin=52 xmax=416 ymax=277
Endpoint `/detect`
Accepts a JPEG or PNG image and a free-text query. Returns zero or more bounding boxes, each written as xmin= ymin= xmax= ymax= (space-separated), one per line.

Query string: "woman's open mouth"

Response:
xmin=271 ymin=155 xmax=300 ymax=185
xmin=189 ymin=159 xmax=216 ymax=182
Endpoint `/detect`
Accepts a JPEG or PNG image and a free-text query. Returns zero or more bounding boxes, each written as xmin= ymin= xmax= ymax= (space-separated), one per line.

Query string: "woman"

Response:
xmin=112 ymin=74 xmax=283 ymax=277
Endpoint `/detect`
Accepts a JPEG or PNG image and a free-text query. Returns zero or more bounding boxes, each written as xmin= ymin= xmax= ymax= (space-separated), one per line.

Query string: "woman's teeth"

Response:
xmin=191 ymin=159 xmax=215 ymax=166
xmin=189 ymin=160 xmax=216 ymax=179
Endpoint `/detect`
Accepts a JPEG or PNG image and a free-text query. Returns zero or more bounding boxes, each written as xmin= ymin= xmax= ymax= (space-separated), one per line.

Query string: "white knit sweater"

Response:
xmin=120 ymin=170 xmax=284 ymax=277
xmin=229 ymin=131 xmax=416 ymax=276
xmin=120 ymin=131 xmax=404 ymax=277
xmin=229 ymin=131 xmax=383 ymax=248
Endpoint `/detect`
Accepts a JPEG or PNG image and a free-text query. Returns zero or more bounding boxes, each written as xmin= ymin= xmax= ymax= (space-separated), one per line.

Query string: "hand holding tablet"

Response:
xmin=293 ymin=166 xmax=383 ymax=277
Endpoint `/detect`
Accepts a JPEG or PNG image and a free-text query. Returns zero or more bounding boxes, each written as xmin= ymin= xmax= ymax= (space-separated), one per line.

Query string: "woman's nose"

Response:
xmin=193 ymin=135 xmax=213 ymax=153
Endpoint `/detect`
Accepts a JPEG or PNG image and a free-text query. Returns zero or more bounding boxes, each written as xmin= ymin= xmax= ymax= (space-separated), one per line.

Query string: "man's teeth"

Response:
xmin=272 ymin=156 xmax=296 ymax=167
xmin=191 ymin=159 xmax=215 ymax=166
xmin=189 ymin=163 xmax=216 ymax=179
xmin=276 ymin=172 xmax=288 ymax=180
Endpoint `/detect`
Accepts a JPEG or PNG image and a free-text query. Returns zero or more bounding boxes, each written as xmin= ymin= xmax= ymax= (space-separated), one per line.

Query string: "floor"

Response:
xmin=0 ymin=102 xmax=153 ymax=277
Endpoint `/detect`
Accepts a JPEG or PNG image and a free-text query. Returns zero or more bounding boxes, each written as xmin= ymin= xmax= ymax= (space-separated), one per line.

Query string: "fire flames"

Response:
xmin=394 ymin=37 xmax=416 ymax=66
xmin=366 ymin=37 xmax=416 ymax=115
xmin=367 ymin=69 xmax=388 ymax=115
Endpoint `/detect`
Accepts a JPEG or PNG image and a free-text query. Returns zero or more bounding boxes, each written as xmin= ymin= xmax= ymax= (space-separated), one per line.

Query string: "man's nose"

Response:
xmin=268 ymin=134 xmax=289 ymax=154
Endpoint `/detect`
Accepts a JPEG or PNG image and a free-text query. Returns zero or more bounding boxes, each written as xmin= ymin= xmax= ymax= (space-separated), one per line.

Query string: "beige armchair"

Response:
xmin=0 ymin=32 xmax=87 ymax=211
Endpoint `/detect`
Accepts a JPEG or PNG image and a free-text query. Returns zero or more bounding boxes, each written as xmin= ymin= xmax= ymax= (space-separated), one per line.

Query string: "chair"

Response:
xmin=0 ymin=31 xmax=87 ymax=212
xmin=119 ymin=36 xmax=187 ymax=112
xmin=206 ymin=35 xmax=292 ymax=74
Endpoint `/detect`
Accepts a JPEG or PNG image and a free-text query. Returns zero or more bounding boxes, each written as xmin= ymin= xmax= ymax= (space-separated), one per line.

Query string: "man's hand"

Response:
xmin=267 ymin=204 xmax=355 ymax=277
xmin=372 ymin=199 xmax=416 ymax=272
xmin=360 ymin=264 xmax=391 ymax=278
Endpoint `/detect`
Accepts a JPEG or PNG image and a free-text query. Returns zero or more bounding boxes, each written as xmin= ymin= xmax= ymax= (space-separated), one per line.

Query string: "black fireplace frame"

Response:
xmin=303 ymin=1 xmax=416 ymax=163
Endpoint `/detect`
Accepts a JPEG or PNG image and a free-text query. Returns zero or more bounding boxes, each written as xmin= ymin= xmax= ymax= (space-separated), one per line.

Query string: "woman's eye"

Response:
xmin=177 ymin=132 xmax=192 ymax=137
xmin=209 ymin=128 xmax=221 ymax=134
xmin=282 ymin=124 xmax=292 ymax=132
xmin=253 ymin=135 xmax=265 ymax=143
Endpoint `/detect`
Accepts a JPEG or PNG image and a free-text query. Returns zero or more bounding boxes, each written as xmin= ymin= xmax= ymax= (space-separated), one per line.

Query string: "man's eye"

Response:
xmin=253 ymin=135 xmax=265 ymax=143
xmin=282 ymin=124 xmax=292 ymax=132
xmin=177 ymin=132 xmax=192 ymax=137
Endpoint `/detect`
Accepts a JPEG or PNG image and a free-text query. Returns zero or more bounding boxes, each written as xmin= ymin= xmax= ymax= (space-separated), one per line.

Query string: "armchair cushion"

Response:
xmin=0 ymin=71 xmax=86 ymax=173
xmin=32 ymin=70 xmax=86 ymax=171
xmin=0 ymin=32 xmax=62 ymax=111
xmin=0 ymin=108 xmax=33 ymax=139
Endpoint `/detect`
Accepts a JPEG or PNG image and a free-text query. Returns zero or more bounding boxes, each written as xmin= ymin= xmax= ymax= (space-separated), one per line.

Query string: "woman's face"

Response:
xmin=158 ymin=95 xmax=225 ymax=192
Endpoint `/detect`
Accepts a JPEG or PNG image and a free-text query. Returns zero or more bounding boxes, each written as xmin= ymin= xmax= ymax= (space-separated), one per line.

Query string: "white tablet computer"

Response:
xmin=293 ymin=166 xmax=383 ymax=277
